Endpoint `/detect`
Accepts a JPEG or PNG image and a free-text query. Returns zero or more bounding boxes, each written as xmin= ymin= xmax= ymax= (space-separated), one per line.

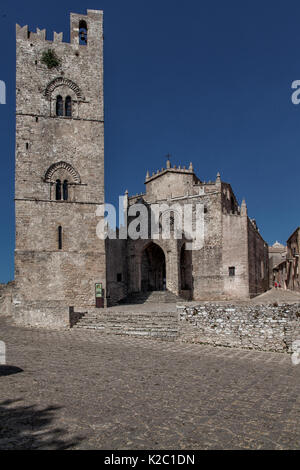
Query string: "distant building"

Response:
xmin=286 ymin=228 xmax=300 ymax=291
xmin=268 ymin=242 xmax=287 ymax=286
xmin=270 ymin=231 xmax=300 ymax=291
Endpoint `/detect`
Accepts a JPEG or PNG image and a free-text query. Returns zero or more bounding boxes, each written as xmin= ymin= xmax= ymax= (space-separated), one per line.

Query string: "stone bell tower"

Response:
xmin=14 ymin=10 xmax=106 ymax=322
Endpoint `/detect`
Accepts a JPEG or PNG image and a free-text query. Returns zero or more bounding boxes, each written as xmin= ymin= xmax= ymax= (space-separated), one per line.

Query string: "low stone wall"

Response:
xmin=178 ymin=303 xmax=300 ymax=353
xmin=13 ymin=301 xmax=70 ymax=329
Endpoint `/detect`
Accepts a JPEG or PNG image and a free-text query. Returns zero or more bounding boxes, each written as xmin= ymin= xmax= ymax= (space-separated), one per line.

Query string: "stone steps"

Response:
xmin=74 ymin=310 xmax=179 ymax=341
xmin=120 ymin=290 xmax=180 ymax=304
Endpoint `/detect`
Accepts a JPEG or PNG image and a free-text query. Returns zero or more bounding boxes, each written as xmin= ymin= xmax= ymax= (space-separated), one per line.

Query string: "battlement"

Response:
xmin=16 ymin=24 xmax=63 ymax=42
xmin=16 ymin=9 xmax=103 ymax=44
xmin=145 ymin=158 xmax=197 ymax=183
xmin=144 ymin=158 xmax=223 ymax=188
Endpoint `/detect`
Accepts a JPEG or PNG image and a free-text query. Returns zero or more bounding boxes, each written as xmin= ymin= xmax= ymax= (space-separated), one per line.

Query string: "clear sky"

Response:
xmin=0 ymin=0 xmax=300 ymax=282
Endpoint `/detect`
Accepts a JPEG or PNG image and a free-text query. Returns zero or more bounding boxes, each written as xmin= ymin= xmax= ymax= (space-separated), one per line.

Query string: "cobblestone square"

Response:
xmin=1 ymin=317 xmax=300 ymax=450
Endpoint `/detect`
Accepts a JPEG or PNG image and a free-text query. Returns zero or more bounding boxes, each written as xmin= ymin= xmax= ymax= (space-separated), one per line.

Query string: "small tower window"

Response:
xmin=63 ymin=180 xmax=68 ymax=201
xmin=58 ymin=226 xmax=63 ymax=250
xmin=55 ymin=179 xmax=61 ymax=200
xmin=229 ymin=266 xmax=236 ymax=277
xmin=79 ymin=20 xmax=87 ymax=45
xmin=65 ymin=96 xmax=72 ymax=117
xmin=56 ymin=95 xmax=63 ymax=116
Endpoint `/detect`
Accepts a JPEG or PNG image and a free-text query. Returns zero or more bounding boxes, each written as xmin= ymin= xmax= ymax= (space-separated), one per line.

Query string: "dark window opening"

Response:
xmin=65 ymin=96 xmax=72 ymax=117
xmin=26 ymin=143 xmax=29 ymax=150
xmin=63 ymin=180 xmax=68 ymax=201
xmin=55 ymin=179 xmax=61 ymax=201
xmin=35 ymin=117 xmax=38 ymax=122
xmin=56 ymin=95 xmax=63 ymax=117
xmin=58 ymin=226 xmax=62 ymax=250
xmin=169 ymin=213 xmax=175 ymax=230
xmin=230 ymin=196 xmax=235 ymax=214
xmin=229 ymin=266 xmax=235 ymax=277
xmin=79 ymin=20 xmax=88 ymax=45
xmin=117 ymin=273 xmax=122 ymax=283
xmin=204 ymin=206 xmax=208 ymax=214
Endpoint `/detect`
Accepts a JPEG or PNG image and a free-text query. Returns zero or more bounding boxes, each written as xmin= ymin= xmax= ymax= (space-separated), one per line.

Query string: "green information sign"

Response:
xmin=95 ymin=283 xmax=103 ymax=298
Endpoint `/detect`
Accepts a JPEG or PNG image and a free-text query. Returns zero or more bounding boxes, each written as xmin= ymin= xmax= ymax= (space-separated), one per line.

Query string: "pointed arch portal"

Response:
xmin=141 ymin=243 xmax=166 ymax=292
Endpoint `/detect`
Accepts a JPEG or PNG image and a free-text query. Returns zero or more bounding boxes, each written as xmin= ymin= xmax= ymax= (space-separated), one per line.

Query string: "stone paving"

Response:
xmin=1 ymin=316 xmax=300 ymax=450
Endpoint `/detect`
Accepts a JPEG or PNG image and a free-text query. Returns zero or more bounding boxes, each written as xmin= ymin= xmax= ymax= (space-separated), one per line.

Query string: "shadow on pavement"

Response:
xmin=0 ymin=365 xmax=23 ymax=376
xmin=0 ymin=399 xmax=83 ymax=449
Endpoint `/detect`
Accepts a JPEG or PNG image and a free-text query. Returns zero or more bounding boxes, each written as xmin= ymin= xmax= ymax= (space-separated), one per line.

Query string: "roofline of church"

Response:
xmin=145 ymin=167 xmax=198 ymax=184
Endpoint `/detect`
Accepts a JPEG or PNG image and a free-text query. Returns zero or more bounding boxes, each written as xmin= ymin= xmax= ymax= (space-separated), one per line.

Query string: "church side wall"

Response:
xmin=192 ymin=191 xmax=224 ymax=300
xmin=247 ymin=220 xmax=269 ymax=297
xmin=222 ymin=213 xmax=250 ymax=299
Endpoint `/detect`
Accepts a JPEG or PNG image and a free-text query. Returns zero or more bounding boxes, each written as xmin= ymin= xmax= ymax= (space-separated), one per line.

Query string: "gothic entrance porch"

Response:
xmin=141 ymin=243 xmax=166 ymax=292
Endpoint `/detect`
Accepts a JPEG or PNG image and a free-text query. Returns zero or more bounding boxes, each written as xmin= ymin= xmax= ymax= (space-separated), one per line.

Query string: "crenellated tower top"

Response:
xmin=16 ymin=9 xmax=103 ymax=45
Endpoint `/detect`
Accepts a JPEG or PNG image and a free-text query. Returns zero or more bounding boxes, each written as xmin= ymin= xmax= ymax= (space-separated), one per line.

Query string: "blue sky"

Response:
xmin=0 ymin=0 xmax=300 ymax=282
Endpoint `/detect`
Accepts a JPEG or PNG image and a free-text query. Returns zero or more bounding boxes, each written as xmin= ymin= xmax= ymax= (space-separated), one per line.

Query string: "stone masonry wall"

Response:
xmin=179 ymin=304 xmax=300 ymax=353
xmin=222 ymin=213 xmax=249 ymax=299
xmin=0 ymin=282 xmax=14 ymax=316
xmin=192 ymin=190 xmax=224 ymax=300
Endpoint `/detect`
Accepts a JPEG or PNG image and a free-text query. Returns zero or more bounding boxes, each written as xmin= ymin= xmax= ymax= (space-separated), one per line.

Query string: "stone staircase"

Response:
xmin=73 ymin=309 xmax=179 ymax=341
xmin=119 ymin=290 xmax=180 ymax=305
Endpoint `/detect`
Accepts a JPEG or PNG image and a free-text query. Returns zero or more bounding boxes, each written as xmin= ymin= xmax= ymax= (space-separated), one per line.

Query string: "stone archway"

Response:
xmin=141 ymin=243 xmax=166 ymax=292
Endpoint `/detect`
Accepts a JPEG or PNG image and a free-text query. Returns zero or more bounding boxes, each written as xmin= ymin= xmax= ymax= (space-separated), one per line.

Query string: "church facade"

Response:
xmin=13 ymin=10 xmax=269 ymax=325
xmin=106 ymin=159 xmax=269 ymax=305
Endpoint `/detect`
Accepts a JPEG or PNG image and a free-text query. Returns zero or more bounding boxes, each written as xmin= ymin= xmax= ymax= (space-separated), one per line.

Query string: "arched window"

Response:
xmin=79 ymin=20 xmax=87 ymax=45
xmin=63 ymin=180 xmax=68 ymax=201
xmin=58 ymin=226 xmax=63 ymax=250
xmin=65 ymin=96 xmax=72 ymax=117
xmin=56 ymin=95 xmax=63 ymax=116
xmin=55 ymin=179 xmax=61 ymax=200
